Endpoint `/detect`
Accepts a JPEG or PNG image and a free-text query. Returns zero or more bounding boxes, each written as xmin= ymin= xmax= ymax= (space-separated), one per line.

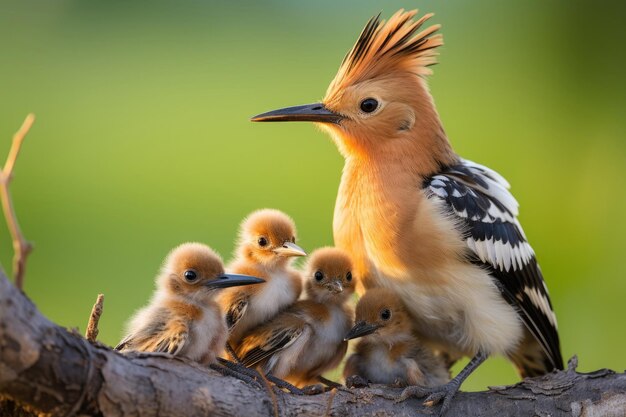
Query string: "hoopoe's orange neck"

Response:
xmin=332 ymin=133 xmax=464 ymax=289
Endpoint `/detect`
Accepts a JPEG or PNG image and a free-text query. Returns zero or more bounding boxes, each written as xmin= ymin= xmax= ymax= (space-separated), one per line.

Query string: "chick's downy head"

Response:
xmin=304 ymin=247 xmax=355 ymax=303
xmin=160 ymin=242 xmax=263 ymax=300
xmin=237 ymin=209 xmax=306 ymax=268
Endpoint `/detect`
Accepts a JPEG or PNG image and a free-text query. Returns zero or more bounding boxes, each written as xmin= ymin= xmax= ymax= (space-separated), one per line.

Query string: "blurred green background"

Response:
xmin=1 ymin=0 xmax=625 ymax=391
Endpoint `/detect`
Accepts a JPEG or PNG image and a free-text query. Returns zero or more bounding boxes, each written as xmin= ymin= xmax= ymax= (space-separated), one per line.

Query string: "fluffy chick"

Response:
xmin=116 ymin=242 xmax=263 ymax=364
xmin=236 ymin=247 xmax=355 ymax=387
xmin=343 ymin=287 xmax=449 ymax=387
xmin=218 ymin=209 xmax=306 ymax=350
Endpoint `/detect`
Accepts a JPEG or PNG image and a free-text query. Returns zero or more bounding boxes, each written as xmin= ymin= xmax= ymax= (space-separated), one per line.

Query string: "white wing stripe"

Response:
xmin=468 ymin=238 xmax=535 ymax=273
xmin=524 ymin=286 xmax=558 ymax=328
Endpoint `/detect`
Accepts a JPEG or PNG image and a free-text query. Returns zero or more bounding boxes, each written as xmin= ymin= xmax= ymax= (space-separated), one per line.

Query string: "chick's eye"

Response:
xmin=346 ymin=271 xmax=352 ymax=282
xmin=258 ymin=237 xmax=268 ymax=247
xmin=360 ymin=98 xmax=378 ymax=113
xmin=314 ymin=271 xmax=324 ymax=282
xmin=380 ymin=309 xmax=391 ymax=321
xmin=184 ymin=270 xmax=197 ymax=282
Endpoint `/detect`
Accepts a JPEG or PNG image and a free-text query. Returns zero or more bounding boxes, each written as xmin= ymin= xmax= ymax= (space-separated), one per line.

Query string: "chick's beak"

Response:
xmin=344 ymin=321 xmax=382 ymax=341
xmin=251 ymin=103 xmax=343 ymax=125
xmin=272 ymin=241 xmax=307 ymax=257
xmin=327 ymin=281 xmax=343 ymax=294
xmin=205 ymin=273 xmax=265 ymax=289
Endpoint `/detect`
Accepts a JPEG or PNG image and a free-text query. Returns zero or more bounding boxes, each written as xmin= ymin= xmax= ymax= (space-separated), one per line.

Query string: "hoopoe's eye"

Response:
xmin=184 ymin=270 xmax=198 ymax=282
xmin=314 ymin=271 xmax=324 ymax=281
xmin=380 ymin=308 xmax=391 ymax=321
xmin=258 ymin=237 xmax=268 ymax=247
xmin=360 ymin=98 xmax=378 ymax=113
xmin=346 ymin=271 xmax=352 ymax=282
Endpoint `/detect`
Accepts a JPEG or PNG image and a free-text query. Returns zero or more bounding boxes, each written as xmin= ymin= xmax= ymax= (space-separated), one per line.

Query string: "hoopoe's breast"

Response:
xmin=334 ymin=168 xmax=524 ymax=356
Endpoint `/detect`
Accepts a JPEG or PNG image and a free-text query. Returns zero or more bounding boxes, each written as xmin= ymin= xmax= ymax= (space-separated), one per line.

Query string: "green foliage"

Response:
xmin=1 ymin=0 xmax=625 ymax=391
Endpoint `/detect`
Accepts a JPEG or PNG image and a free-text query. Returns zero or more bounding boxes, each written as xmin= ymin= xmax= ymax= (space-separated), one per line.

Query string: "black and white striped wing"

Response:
xmin=425 ymin=159 xmax=563 ymax=370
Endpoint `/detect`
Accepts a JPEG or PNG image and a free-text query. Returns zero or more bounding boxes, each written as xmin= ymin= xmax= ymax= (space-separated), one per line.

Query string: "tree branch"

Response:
xmin=1 ymin=272 xmax=625 ymax=416
xmin=0 ymin=114 xmax=35 ymax=290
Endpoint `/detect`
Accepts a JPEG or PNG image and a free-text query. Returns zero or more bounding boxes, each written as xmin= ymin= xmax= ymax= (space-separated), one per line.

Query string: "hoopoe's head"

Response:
xmin=158 ymin=242 xmax=264 ymax=300
xmin=236 ymin=209 xmax=306 ymax=269
xmin=345 ymin=287 xmax=413 ymax=344
xmin=253 ymin=10 xmax=448 ymax=162
xmin=304 ymin=247 xmax=355 ymax=304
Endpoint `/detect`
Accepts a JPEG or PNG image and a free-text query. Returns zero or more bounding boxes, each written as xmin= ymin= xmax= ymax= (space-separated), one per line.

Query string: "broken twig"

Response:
xmin=0 ymin=114 xmax=35 ymax=290
xmin=85 ymin=293 xmax=104 ymax=342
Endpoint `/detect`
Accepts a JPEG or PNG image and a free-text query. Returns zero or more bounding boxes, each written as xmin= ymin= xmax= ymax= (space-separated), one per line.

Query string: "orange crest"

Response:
xmin=325 ymin=9 xmax=442 ymax=102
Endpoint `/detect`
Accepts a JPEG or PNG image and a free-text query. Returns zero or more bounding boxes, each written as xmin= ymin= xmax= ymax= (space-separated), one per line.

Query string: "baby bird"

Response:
xmin=236 ymin=247 xmax=355 ymax=388
xmin=115 ymin=242 xmax=264 ymax=364
xmin=218 ymin=209 xmax=306 ymax=351
xmin=343 ymin=287 xmax=449 ymax=388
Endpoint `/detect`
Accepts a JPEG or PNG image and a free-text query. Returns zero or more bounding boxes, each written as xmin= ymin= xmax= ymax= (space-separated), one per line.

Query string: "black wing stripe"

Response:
xmin=241 ymin=330 xmax=297 ymax=368
xmin=226 ymin=296 xmax=248 ymax=330
xmin=114 ymin=339 xmax=130 ymax=351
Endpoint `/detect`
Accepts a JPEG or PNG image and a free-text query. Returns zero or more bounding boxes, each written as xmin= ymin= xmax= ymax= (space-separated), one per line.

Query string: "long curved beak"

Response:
xmin=344 ymin=321 xmax=381 ymax=341
xmin=251 ymin=103 xmax=343 ymax=125
xmin=205 ymin=273 xmax=265 ymax=289
xmin=272 ymin=241 xmax=307 ymax=257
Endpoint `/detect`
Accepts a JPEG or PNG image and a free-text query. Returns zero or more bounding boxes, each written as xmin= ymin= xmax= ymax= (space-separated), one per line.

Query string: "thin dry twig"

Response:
xmin=324 ymin=387 xmax=338 ymax=417
xmin=85 ymin=294 xmax=104 ymax=342
xmin=0 ymin=114 xmax=35 ymax=290
xmin=256 ymin=366 xmax=280 ymax=417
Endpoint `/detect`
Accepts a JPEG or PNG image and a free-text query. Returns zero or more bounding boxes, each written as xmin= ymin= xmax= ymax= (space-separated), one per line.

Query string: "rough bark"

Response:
xmin=0 ymin=272 xmax=624 ymax=417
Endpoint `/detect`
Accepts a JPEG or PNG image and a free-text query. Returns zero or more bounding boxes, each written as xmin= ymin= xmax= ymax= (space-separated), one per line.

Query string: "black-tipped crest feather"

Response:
xmin=326 ymin=10 xmax=443 ymax=99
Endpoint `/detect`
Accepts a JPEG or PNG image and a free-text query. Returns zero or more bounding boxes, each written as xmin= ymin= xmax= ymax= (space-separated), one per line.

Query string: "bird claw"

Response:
xmin=217 ymin=358 xmax=258 ymax=377
xmin=396 ymin=385 xmax=431 ymax=402
xmin=216 ymin=359 xmax=305 ymax=395
xmin=397 ymin=382 xmax=459 ymax=416
xmin=345 ymin=375 xmax=370 ymax=388
xmin=423 ymin=391 xmax=446 ymax=407
xmin=317 ymin=375 xmax=343 ymax=389
xmin=301 ymin=384 xmax=328 ymax=395
xmin=265 ymin=373 xmax=304 ymax=395
xmin=210 ymin=361 xmax=262 ymax=389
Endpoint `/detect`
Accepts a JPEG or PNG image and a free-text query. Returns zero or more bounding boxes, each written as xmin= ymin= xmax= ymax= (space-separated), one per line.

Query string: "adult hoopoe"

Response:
xmin=252 ymin=9 xmax=562 ymax=413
